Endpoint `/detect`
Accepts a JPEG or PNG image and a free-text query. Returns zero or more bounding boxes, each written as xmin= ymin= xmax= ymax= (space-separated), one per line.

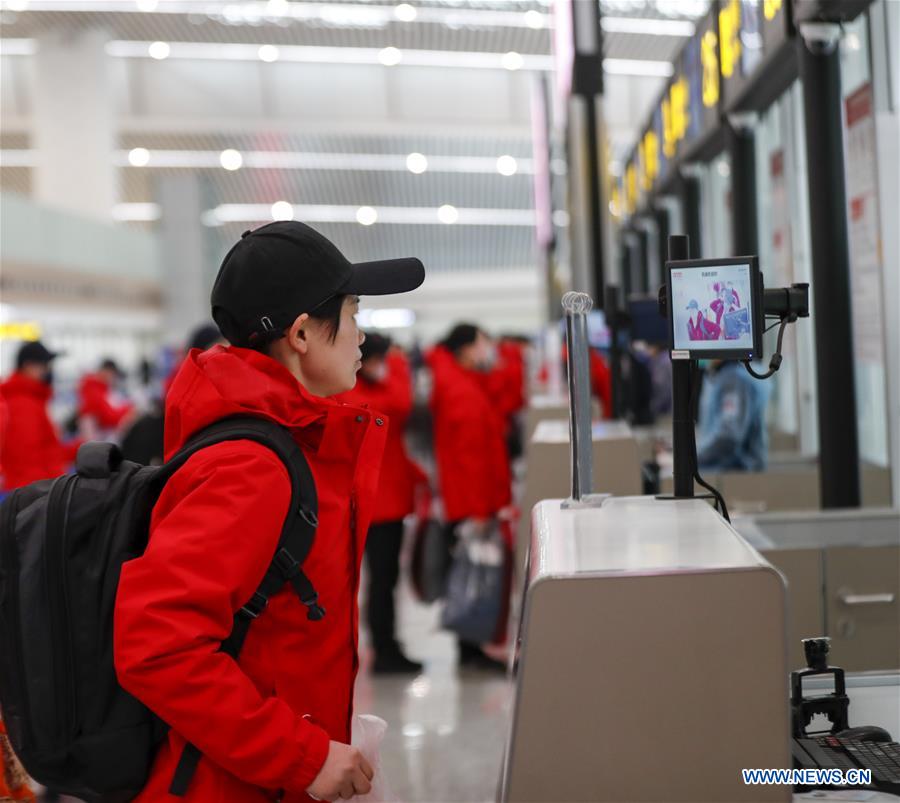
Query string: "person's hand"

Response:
xmin=306 ymin=740 xmax=374 ymax=801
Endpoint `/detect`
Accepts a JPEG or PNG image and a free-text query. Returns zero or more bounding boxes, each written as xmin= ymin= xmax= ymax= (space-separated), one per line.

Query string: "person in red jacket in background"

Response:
xmin=485 ymin=335 xmax=528 ymax=458
xmin=538 ymin=343 xmax=613 ymax=419
xmin=77 ymin=358 xmax=134 ymax=440
xmin=0 ymin=341 xmax=80 ymax=491
xmin=429 ymin=323 xmax=511 ymax=672
xmin=113 ymin=221 xmax=424 ymax=803
xmin=336 ymin=332 xmax=425 ymax=674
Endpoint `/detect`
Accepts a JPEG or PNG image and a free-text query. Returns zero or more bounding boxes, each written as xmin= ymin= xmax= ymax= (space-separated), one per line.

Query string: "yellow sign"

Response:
xmin=764 ymin=0 xmax=783 ymax=22
xmin=701 ymin=28 xmax=720 ymax=108
xmin=670 ymin=77 xmax=689 ymax=142
xmin=625 ymin=163 xmax=637 ymax=215
xmin=640 ymin=129 xmax=660 ymax=191
xmin=662 ymin=76 xmax=689 ymax=161
xmin=0 ymin=322 xmax=42 ymax=341
xmin=719 ymin=0 xmax=741 ymax=80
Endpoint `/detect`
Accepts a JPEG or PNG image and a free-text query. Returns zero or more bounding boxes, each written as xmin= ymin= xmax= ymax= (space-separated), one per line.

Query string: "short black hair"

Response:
xmin=441 ymin=323 xmax=482 ymax=355
xmin=308 ymin=293 xmax=346 ymax=344
xmin=245 ymin=293 xmax=348 ymax=353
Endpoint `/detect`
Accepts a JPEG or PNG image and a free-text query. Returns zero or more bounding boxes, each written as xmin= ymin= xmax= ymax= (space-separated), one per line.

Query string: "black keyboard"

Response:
xmin=795 ymin=735 xmax=900 ymax=794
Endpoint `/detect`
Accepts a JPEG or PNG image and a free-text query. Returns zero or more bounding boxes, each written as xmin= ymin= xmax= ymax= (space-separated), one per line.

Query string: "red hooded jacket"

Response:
xmin=485 ymin=340 xmax=526 ymax=426
xmin=428 ymin=346 xmax=511 ymax=522
xmin=78 ymin=374 xmax=133 ymax=430
xmin=336 ymin=351 xmax=425 ymax=524
xmin=0 ymin=372 xmax=79 ymax=491
xmin=113 ymin=345 xmax=387 ymax=803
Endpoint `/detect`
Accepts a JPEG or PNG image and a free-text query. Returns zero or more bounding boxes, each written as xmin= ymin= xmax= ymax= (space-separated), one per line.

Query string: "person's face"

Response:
xmin=459 ymin=331 xmax=493 ymax=371
xmin=300 ymin=296 xmax=365 ymax=396
xmin=21 ymin=361 xmax=51 ymax=383
xmin=359 ymin=354 xmax=388 ymax=384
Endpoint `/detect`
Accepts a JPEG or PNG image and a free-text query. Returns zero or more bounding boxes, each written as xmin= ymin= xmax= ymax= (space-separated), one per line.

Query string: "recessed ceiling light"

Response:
xmin=266 ymin=0 xmax=290 ymax=15
xmin=357 ymin=206 xmax=378 ymax=226
xmin=220 ymin=149 xmax=243 ymax=171
xmin=437 ymin=204 xmax=459 ymax=224
xmin=552 ymin=210 xmax=570 ymax=227
xmin=524 ymin=10 xmax=544 ymax=30
xmin=148 ymin=41 xmax=170 ymax=60
xmin=394 ymin=3 xmax=417 ymax=22
xmin=258 ymin=44 xmax=279 ymax=62
xmin=128 ymin=147 xmax=150 ymax=167
xmin=378 ymin=46 xmax=402 ymax=66
xmin=496 ymin=155 xmax=518 ymax=176
xmin=406 ymin=152 xmax=428 ymax=174
xmin=271 ymin=201 xmax=294 ymax=221
xmin=502 ymin=51 xmax=523 ymax=71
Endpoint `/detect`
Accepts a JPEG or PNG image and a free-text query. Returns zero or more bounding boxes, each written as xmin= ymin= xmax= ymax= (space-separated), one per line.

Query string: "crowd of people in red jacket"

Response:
xmin=1 ymin=324 xmax=611 ymax=679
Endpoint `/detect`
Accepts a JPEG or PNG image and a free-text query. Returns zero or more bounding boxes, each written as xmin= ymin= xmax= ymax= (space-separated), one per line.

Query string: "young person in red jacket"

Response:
xmin=336 ymin=333 xmax=425 ymax=674
xmin=77 ymin=358 xmax=134 ymax=439
xmin=113 ymin=221 xmax=424 ymax=803
xmin=428 ymin=324 xmax=512 ymax=672
xmin=0 ymin=341 xmax=80 ymax=491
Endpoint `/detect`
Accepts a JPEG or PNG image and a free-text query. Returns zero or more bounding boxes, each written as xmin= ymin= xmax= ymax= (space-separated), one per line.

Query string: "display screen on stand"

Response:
xmin=666 ymin=257 xmax=763 ymax=361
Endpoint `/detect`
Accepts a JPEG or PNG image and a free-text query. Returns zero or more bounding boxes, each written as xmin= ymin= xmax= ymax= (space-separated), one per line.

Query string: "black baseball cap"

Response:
xmin=16 ymin=340 xmax=61 ymax=369
xmin=211 ymin=221 xmax=425 ymax=347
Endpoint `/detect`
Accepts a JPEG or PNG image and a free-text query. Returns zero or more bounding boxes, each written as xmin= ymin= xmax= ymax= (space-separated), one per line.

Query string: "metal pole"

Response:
xmin=563 ymin=291 xmax=594 ymax=500
xmin=726 ymin=113 xmax=759 ymax=256
xmin=798 ymin=24 xmax=861 ymax=508
xmin=679 ymin=171 xmax=703 ymax=259
xmin=584 ymin=94 xmax=606 ymax=308
xmin=668 ymin=235 xmax=695 ymax=498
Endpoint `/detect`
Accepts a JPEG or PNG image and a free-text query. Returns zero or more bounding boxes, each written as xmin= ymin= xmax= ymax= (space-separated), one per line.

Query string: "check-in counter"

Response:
xmin=501 ymin=496 xmax=790 ymax=802
xmin=733 ymin=508 xmax=900 ymax=673
xmin=516 ymin=420 xmax=642 ymax=571
xmin=660 ymin=463 xmax=893 ymax=513
xmin=769 ymin=427 xmax=800 ymax=452
xmin=523 ymin=394 xmax=601 ymax=444
xmin=631 ymin=418 xmax=671 ymax=463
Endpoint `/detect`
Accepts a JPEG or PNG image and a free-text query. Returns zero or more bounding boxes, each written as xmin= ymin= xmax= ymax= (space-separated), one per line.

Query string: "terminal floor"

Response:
xmin=43 ymin=577 xmax=513 ymax=803
xmin=355 ymin=581 xmax=513 ymax=803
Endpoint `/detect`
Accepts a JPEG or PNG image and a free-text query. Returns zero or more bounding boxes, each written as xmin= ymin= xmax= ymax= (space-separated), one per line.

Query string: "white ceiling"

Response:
xmin=0 ymin=0 xmax=707 ymax=333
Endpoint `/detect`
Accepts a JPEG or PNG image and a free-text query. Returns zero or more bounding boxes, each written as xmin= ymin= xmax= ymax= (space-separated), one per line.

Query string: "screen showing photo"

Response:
xmin=671 ymin=263 xmax=754 ymax=351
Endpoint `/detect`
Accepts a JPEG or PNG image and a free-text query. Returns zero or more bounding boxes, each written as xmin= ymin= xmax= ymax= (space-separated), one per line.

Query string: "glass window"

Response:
xmin=840 ymin=14 xmax=891 ymax=468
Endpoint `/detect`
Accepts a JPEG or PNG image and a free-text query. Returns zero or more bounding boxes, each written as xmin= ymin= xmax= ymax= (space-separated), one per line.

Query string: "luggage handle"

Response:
xmin=76 ymin=442 xmax=124 ymax=478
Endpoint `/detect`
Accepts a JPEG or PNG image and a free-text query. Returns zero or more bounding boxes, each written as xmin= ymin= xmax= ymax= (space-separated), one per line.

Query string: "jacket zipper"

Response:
xmin=346 ymin=492 xmax=359 ymax=738
xmin=45 ymin=474 xmax=78 ymax=742
xmin=0 ymin=490 xmax=31 ymax=749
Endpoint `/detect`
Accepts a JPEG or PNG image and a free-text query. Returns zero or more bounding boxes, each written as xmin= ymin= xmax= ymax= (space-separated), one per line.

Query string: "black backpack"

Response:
xmin=0 ymin=416 xmax=324 ymax=802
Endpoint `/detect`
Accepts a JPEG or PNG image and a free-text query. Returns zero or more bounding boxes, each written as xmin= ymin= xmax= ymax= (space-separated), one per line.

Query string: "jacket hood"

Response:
xmin=163 ymin=345 xmax=331 ymax=459
xmin=0 ymin=371 xmax=52 ymax=402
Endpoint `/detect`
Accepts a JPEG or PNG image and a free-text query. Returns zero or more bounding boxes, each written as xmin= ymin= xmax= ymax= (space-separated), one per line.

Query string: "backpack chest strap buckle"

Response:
xmin=240 ymin=592 xmax=269 ymax=619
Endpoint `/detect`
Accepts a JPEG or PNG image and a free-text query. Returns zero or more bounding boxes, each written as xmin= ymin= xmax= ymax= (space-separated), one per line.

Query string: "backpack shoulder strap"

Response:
xmin=165 ymin=415 xmax=324 ymax=798
xmin=163 ymin=415 xmax=323 ymax=621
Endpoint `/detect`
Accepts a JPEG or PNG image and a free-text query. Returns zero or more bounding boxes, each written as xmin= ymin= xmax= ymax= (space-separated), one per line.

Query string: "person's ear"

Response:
xmin=287 ymin=312 xmax=311 ymax=355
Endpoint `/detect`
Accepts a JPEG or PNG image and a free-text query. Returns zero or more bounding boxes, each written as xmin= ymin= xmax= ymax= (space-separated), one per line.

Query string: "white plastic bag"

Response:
xmin=350 ymin=714 xmax=401 ymax=803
